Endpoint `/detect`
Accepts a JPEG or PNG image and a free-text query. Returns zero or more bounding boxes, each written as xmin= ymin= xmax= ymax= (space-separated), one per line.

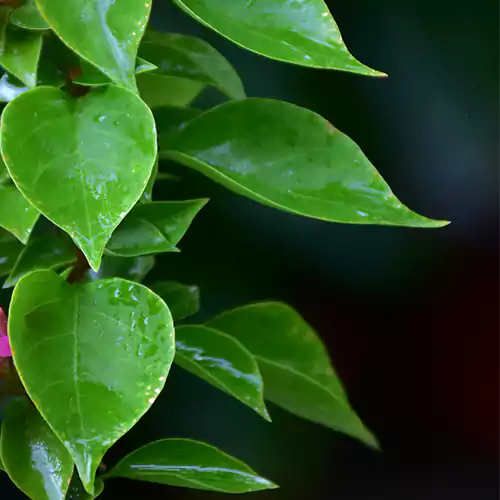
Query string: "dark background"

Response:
xmin=3 ymin=0 xmax=499 ymax=498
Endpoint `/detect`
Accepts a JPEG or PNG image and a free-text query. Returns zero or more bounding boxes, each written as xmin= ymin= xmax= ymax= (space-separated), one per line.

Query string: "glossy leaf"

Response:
xmin=0 ymin=72 xmax=29 ymax=102
xmin=0 ymin=230 xmax=23 ymax=278
xmin=176 ymin=325 xmax=269 ymax=419
xmin=86 ymin=255 xmax=155 ymax=284
xmin=1 ymin=85 xmax=157 ymax=270
xmin=0 ymin=397 xmax=73 ymax=500
xmin=139 ymin=31 xmax=244 ymax=100
xmin=73 ymin=57 xmax=157 ymax=87
xmin=173 ymin=0 xmax=382 ymax=76
xmin=10 ymin=0 xmax=49 ymax=31
xmin=106 ymin=199 xmax=207 ymax=257
xmin=35 ymin=0 xmax=151 ymax=91
xmin=208 ymin=302 xmax=378 ymax=447
xmin=105 ymin=438 xmax=277 ymax=493
xmin=8 ymin=269 xmax=175 ymax=493
xmin=154 ymin=107 xmax=201 ymax=151
xmin=137 ymin=73 xmax=204 ymax=108
xmin=164 ymin=99 xmax=448 ymax=228
xmin=151 ymin=281 xmax=199 ymax=322
xmin=4 ymin=234 xmax=75 ymax=288
xmin=0 ymin=26 xmax=42 ymax=87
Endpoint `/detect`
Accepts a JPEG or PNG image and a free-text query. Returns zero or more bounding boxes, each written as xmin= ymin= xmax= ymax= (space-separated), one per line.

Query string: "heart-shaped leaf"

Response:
xmin=8 ymin=269 xmax=175 ymax=493
xmin=176 ymin=325 xmax=269 ymax=419
xmin=151 ymin=281 xmax=199 ymax=322
xmin=173 ymin=0 xmax=382 ymax=76
xmin=0 ymin=230 xmax=23 ymax=278
xmin=1 ymin=85 xmax=157 ymax=270
xmin=106 ymin=200 xmax=207 ymax=257
xmin=163 ymin=99 xmax=448 ymax=228
xmin=139 ymin=31 xmax=245 ymax=100
xmin=208 ymin=302 xmax=378 ymax=448
xmin=154 ymin=107 xmax=201 ymax=151
xmin=105 ymin=438 xmax=277 ymax=493
xmin=137 ymin=73 xmax=204 ymax=108
xmin=0 ymin=397 xmax=74 ymax=500
xmin=10 ymin=0 xmax=49 ymax=31
xmin=0 ymin=26 xmax=42 ymax=87
xmin=4 ymin=234 xmax=75 ymax=288
xmin=35 ymin=0 xmax=151 ymax=91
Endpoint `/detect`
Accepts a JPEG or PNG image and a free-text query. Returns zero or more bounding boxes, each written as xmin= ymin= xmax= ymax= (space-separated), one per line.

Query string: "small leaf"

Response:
xmin=0 ymin=72 xmax=29 ymax=102
xmin=139 ymin=31 xmax=245 ymax=100
xmin=106 ymin=200 xmax=207 ymax=257
xmin=1 ymin=85 xmax=157 ymax=270
xmin=9 ymin=269 xmax=175 ymax=493
xmin=4 ymin=234 xmax=75 ymax=288
xmin=163 ymin=99 xmax=448 ymax=228
xmin=0 ymin=397 xmax=73 ymax=500
xmin=176 ymin=325 xmax=269 ymax=420
xmin=35 ymin=0 xmax=151 ymax=91
xmin=154 ymin=107 xmax=201 ymax=151
xmin=85 ymin=255 xmax=155 ymax=284
xmin=74 ymin=57 xmax=157 ymax=87
xmin=208 ymin=302 xmax=378 ymax=447
xmin=10 ymin=0 xmax=49 ymax=31
xmin=0 ymin=26 xmax=42 ymax=87
xmin=0 ymin=229 xmax=23 ymax=278
xmin=137 ymin=73 xmax=204 ymax=108
xmin=173 ymin=0 xmax=383 ymax=76
xmin=105 ymin=438 xmax=277 ymax=493
xmin=150 ymin=281 xmax=199 ymax=322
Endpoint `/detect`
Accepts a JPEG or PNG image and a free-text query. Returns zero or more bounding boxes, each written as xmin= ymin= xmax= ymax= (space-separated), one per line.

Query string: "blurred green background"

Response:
xmin=2 ymin=0 xmax=498 ymax=498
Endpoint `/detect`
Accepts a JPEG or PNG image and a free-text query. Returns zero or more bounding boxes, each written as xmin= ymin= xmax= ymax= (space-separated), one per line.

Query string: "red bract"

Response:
xmin=0 ymin=307 xmax=11 ymax=358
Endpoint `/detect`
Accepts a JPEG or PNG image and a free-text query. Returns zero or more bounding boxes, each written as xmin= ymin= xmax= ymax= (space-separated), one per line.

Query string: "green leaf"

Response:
xmin=0 ymin=72 xmax=29 ymax=102
xmin=35 ymin=0 xmax=151 ymax=91
xmin=0 ymin=397 xmax=74 ymax=500
xmin=8 ymin=269 xmax=175 ymax=493
xmin=105 ymin=438 xmax=277 ymax=493
xmin=0 ymin=229 xmax=23 ymax=278
xmin=140 ymin=157 xmax=158 ymax=203
xmin=173 ymin=0 xmax=383 ymax=76
xmin=176 ymin=325 xmax=269 ymax=420
xmin=73 ymin=57 xmax=157 ymax=87
xmin=208 ymin=302 xmax=378 ymax=448
xmin=150 ymin=281 xmax=199 ymax=322
xmin=137 ymin=73 xmax=204 ymax=108
xmin=163 ymin=99 xmax=448 ymax=228
xmin=0 ymin=26 xmax=42 ymax=87
xmin=0 ymin=7 xmax=11 ymax=54
xmin=139 ymin=31 xmax=244 ymax=100
xmin=1 ymin=85 xmax=157 ymax=271
xmin=10 ymin=0 xmax=49 ymax=31
xmin=66 ymin=474 xmax=104 ymax=500
xmin=154 ymin=107 xmax=201 ymax=151
xmin=106 ymin=200 xmax=207 ymax=257
xmin=85 ymin=255 xmax=155 ymax=284
xmin=4 ymin=234 xmax=75 ymax=288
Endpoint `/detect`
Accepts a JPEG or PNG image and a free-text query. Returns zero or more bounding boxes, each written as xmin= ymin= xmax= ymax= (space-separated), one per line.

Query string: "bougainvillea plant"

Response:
xmin=0 ymin=1 xmax=448 ymax=498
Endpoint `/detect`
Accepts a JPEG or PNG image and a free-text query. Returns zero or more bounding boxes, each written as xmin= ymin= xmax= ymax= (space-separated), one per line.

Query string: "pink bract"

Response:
xmin=0 ymin=307 xmax=11 ymax=357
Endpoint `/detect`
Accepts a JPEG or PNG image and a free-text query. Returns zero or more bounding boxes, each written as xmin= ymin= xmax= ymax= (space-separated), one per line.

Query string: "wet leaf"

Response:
xmin=176 ymin=325 xmax=269 ymax=419
xmin=35 ymin=0 xmax=151 ymax=90
xmin=8 ymin=269 xmax=175 ymax=493
xmin=150 ymin=281 xmax=199 ymax=322
xmin=208 ymin=302 xmax=378 ymax=447
xmin=0 ymin=397 xmax=73 ymax=500
xmin=10 ymin=0 xmax=49 ymax=31
xmin=105 ymin=438 xmax=277 ymax=493
xmin=1 ymin=85 xmax=157 ymax=270
xmin=163 ymin=99 xmax=448 ymax=228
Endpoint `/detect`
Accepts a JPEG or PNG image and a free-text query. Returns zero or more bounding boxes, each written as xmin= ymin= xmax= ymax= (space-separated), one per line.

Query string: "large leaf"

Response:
xmin=0 ymin=230 xmax=23 ymax=278
xmin=0 ymin=397 xmax=74 ymax=500
xmin=0 ymin=26 xmax=42 ymax=87
xmin=173 ymin=0 xmax=382 ymax=76
xmin=151 ymin=281 xmax=199 ymax=322
xmin=4 ymin=234 xmax=75 ymax=288
xmin=1 ymin=85 xmax=157 ymax=270
xmin=163 ymin=99 xmax=448 ymax=228
xmin=8 ymin=269 xmax=175 ymax=493
xmin=35 ymin=0 xmax=151 ymax=91
xmin=208 ymin=302 xmax=378 ymax=447
xmin=139 ymin=31 xmax=244 ymax=100
xmin=176 ymin=325 xmax=269 ymax=419
xmin=10 ymin=0 xmax=49 ymax=31
xmin=106 ymin=200 xmax=207 ymax=257
xmin=105 ymin=438 xmax=277 ymax=493
xmin=85 ymin=255 xmax=155 ymax=284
